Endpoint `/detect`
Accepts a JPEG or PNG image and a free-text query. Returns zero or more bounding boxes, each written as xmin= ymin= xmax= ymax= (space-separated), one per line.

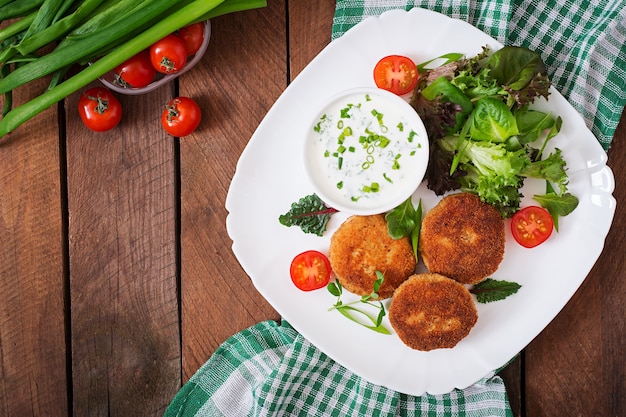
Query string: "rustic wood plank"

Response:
xmin=0 ymin=74 xmax=68 ymax=415
xmin=288 ymin=0 xmax=336 ymax=79
xmin=65 ymin=82 xmax=180 ymax=416
xmin=498 ymin=355 xmax=523 ymax=416
xmin=525 ymin=110 xmax=626 ymax=416
xmin=178 ymin=3 xmax=286 ymax=381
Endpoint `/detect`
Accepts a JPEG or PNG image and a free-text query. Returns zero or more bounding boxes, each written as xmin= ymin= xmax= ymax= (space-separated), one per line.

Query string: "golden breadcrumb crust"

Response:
xmin=329 ymin=214 xmax=416 ymax=299
xmin=419 ymin=193 xmax=505 ymax=285
xmin=389 ymin=273 xmax=478 ymax=351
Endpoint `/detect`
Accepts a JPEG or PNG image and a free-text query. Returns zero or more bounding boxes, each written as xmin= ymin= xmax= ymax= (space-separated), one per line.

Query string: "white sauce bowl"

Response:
xmin=304 ymin=87 xmax=429 ymax=215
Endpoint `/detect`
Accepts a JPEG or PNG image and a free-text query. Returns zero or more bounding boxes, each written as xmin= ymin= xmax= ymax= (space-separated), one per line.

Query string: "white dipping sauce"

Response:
xmin=305 ymin=88 xmax=429 ymax=215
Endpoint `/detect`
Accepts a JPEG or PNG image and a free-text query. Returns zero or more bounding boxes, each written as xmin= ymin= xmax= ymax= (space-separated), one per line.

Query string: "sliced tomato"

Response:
xmin=290 ymin=250 xmax=332 ymax=291
xmin=511 ymin=206 xmax=554 ymax=248
xmin=373 ymin=55 xmax=419 ymax=95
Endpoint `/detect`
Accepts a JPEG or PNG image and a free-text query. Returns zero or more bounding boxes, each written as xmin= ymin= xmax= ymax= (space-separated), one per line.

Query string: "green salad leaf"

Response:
xmin=278 ymin=194 xmax=337 ymax=236
xmin=410 ymin=45 xmax=577 ymax=223
xmin=470 ymin=278 xmax=522 ymax=303
xmin=385 ymin=197 xmax=422 ymax=260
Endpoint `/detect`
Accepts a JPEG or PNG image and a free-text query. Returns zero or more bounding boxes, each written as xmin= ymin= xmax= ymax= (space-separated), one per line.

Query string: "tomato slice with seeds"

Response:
xmin=510 ymin=206 xmax=554 ymax=248
xmin=290 ymin=250 xmax=332 ymax=291
xmin=373 ymin=55 xmax=419 ymax=96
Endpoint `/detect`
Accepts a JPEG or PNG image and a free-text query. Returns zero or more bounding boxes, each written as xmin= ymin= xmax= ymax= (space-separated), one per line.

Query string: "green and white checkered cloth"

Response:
xmin=165 ymin=320 xmax=512 ymax=416
xmin=332 ymin=0 xmax=626 ymax=151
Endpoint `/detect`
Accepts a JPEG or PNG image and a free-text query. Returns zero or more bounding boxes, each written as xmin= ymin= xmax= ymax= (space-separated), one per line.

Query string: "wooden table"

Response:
xmin=1 ymin=2 xmax=624 ymax=416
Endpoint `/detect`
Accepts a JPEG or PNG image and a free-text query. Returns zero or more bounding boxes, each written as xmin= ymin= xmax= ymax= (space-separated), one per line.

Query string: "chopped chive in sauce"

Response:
xmin=362 ymin=182 xmax=380 ymax=193
xmin=392 ymin=154 xmax=401 ymax=170
xmin=311 ymin=91 xmax=424 ymax=208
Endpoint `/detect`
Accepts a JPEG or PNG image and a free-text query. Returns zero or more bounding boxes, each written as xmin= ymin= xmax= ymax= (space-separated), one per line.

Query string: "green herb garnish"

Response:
xmin=533 ymin=186 xmax=579 ymax=232
xmin=328 ymin=271 xmax=390 ymax=335
xmin=278 ymin=194 xmax=338 ymax=236
xmin=385 ymin=197 xmax=422 ymax=260
xmin=470 ymin=278 xmax=521 ymax=303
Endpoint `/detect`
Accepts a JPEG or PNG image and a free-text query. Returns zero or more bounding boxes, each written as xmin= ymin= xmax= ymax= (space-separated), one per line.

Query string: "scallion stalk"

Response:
xmin=16 ymin=0 xmax=106 ymax=56
xmin=196 ymin=0 xmax=266 ymax=22
xmin=0 ymin=0 xmax=267 ymax=138
xmin=0 ymin=0 xmax=187 ymax=93
xmin=0 ymin=12 xmax=36 ymax=44
xmin=0 ymin=0 xmax=225 ymax=137
xmin=0 ymin=0 xmax=45 ymax=21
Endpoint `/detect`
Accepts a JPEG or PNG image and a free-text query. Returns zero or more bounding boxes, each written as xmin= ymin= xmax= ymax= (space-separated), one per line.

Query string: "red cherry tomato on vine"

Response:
xmin=373 ymin=55 xmax=419 ymax=95
xmin=177 ymin=22 xmax=205 ymax=56
xmin=149 ymin=34 xmax=188 ymax=74
xmin=77 ymin=87 xmax=122 ymax=132
xmin=161 ymin=97 xmax=201 ymax=137
xmin=510 ymin=206 xmax=554 ymax=248
xmin=114 ymin=50 xmax=156 ymax=88
xmin=290 ymin=250 xmax=332 ymax=291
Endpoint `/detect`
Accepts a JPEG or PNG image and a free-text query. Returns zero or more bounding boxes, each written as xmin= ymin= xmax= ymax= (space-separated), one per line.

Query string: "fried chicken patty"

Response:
xmin=419 ymin=192 xmax=505 ymax=285
xmin=328 ymin=214 xmax=416 ymax=299
xmin=389 ymin=273 xmax=478 ymax=351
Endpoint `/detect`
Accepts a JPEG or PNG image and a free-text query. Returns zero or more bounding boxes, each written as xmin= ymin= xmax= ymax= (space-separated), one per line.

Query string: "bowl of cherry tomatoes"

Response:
xmin=98 ymin=20 xmax=211 ymax=95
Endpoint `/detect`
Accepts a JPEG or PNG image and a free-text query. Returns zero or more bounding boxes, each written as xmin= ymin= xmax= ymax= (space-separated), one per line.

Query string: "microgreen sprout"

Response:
xmin=327 ymin=271 xmax=391 ymax=335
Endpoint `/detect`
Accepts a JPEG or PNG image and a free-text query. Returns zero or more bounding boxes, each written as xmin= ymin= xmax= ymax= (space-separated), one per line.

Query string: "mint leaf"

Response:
xmin=278 ymin=194 xmax=338 ymax=236
xmin=470 ymin=278 xmax=521 ymax=303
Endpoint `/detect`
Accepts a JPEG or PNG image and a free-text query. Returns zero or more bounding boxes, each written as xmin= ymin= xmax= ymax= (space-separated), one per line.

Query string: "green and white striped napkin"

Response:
xmin=165 ymin=320 xmax=512 ymax=416
xmin=332 ymin=0 xmax=626 ymax=151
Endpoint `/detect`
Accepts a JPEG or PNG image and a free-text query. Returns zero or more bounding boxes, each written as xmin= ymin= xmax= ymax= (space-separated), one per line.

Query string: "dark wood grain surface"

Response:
xmin=0 ymin=1 xmax=624 ymax=415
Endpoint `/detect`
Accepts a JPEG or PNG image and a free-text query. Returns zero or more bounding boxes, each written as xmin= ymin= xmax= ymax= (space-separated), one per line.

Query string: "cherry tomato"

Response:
xmin=77 ymin=87 xmax=122 ymax=132
xmin=149 ymin=34 xmax=188 ymax=74
xmin=373 ymin=55 xmax=419 ymax=95
xmin=290 ymin=250 xmax=332 ymax=291
xmin=114 ymin=50 xmax=156 ymax=88
xmin=161 ymin=97 xmax=201 ymax=137
xmin=177 ymin=22 xmax=204 ymax=56
xmin=510 ymin=206 xmax=554 ymax=248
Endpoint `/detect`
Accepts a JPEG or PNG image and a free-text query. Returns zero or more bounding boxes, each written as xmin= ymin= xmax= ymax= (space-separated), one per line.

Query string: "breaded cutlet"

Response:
xmin=328 ymin=214 xmax=416 ymax=299
xmin=419 ymin=192 xmax=505 ymax=285
xmin=389 ymin=273 xmax=478 ymax=351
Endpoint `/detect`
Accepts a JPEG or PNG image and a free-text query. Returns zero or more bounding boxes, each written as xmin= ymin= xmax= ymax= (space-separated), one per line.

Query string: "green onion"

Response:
xmin=0 ymin=0 xmax=44 ymax=21
xmin=0 ymin=12 xmax=36 ymax=44
xmin=0 ymin=0 xmax=106 ymax=63
xmin=0 ymin=0 xmax=194 ymax=93
xmin=0 ymin=0 xmax=267 ymax=137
